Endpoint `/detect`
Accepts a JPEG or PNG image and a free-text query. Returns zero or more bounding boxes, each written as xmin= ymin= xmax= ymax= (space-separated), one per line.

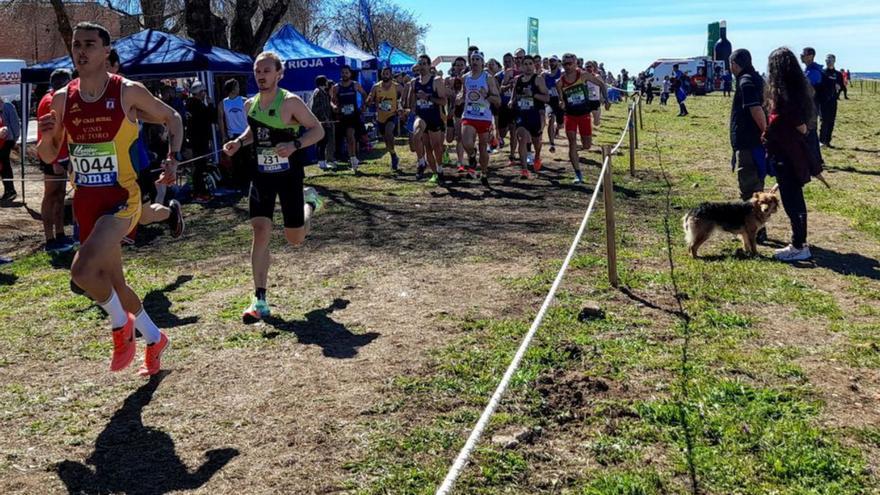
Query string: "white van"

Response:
xmin=0 ymin=59 xmax=26 ymax=104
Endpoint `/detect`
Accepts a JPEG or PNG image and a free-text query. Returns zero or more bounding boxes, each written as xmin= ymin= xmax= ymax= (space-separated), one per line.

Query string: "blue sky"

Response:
xmin=396 ymin=0 xmax=879 ymax=73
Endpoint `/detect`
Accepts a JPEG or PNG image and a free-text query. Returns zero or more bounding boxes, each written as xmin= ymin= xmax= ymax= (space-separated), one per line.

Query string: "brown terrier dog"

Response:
xmin=683 ymin=192 xmax=780 ymax=257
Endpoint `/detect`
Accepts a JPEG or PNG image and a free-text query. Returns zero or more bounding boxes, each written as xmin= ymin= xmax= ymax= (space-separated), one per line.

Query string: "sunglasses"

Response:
xmin=563 ymin=61 xmax=574 ymax=66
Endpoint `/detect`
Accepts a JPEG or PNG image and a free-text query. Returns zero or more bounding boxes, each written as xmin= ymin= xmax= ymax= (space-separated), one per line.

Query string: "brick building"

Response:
xmin=0 ymin=1 xmax=139 ymax=64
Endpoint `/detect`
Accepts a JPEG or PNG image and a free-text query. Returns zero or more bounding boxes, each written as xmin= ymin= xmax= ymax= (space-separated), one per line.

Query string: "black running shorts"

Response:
xmin=248 ymin=165 xmax=305 ymax=228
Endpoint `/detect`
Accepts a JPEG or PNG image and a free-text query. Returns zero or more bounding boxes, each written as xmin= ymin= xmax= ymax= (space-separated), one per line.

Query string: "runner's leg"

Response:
xmin=477 ymin=131 xmax=490 ymax=175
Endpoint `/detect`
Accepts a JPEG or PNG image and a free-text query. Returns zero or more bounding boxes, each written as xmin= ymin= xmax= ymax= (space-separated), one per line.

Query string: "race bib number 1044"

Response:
xmin=70 ymin=142 xmax=119 ymax=186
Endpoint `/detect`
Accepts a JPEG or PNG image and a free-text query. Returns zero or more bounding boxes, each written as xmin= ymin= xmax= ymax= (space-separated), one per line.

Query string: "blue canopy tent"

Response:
xmin=378 ymin=42 xmax=417 ymax=74
xmin=16 ymin=30 xmax=254 ymax=202
xmin=264 ymin=24 xmax=360 ymax=99
xmin=320 ymin=31 xmax=379 ymax=94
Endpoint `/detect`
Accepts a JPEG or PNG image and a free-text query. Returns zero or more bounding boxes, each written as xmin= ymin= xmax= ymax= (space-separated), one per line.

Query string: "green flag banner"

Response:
xmin=707 ymin=22 xmax=720 ymax=57
xmin=528 ymin=17 xmax=539 ymax=55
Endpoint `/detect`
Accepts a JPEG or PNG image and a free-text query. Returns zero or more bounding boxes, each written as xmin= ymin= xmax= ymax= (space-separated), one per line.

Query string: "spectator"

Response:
xmin=820 ymin=54 xmax=842 ymax=147
xmin=799 ymin=47 xmax=824 ymax=165
xmin=721 ymin=69 xmax=733 ymax=97
xmin=840 ymin=67 xmax=849 ymax=99
xmin=645 ymin=77 xmax=654 ymax=104
xmin=311 ymin=75 xmax=335 ymax=170
xmin=671 ymin=64 xmax=689 ymax=116
xmin=218 ymin=79 xmax=249 ymax=192
xmin=0 ymin=97 xmax=21 ymax=201
xmin=728 ymin=49 xmax=769 ymax=242
xmin=763 ymin=47 xmax=822 ymax=262
xmin=660 ymin=76 xmax=670 ymax=105
xmin=38 ymin=69 xmax=74 ymax=251
xmin=185 ymin=81 xmax=217 ymax=202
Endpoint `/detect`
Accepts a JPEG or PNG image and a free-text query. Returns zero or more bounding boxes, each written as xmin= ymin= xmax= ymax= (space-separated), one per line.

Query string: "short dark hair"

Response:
xmin=418 ymin=54 xmax=431 ymax=64
xmin=49 ymin=69 xmax=72 ymax=90
xmin=503 ymin=53 xmax=513 ymax=59
xmin=454 ymin=56 xmax=466 ymax=65
xmin=108 ymin=48 xmax=120 ymax=67
xmin=223 ymin=79 xmax=239 ymax=95
xmin=802 ymin=47 xmax=816 ymax=56
xmin=341 ymin=64 xmax=352 ymax=72
xmin=315 ymin=75 xmax=328 ymax=88
xmin=73 ymin=22 xmax=111 ymax=46
xmin=468 ymin=45 xmax=479 ymax=53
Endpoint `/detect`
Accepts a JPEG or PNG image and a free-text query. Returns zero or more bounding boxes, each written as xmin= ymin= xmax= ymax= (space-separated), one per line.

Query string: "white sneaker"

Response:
xmin=303 ymin=187 xmax=323 ymax=212
xmin=350 ymin=158 xmax=359 ymax=172
xmin=318 ymin=160 xmax=327 ymax=170
xmin=774 ymin=244 xmax=812 ymax=262
xmin=527 ymin=153 xmax=535 ymax=166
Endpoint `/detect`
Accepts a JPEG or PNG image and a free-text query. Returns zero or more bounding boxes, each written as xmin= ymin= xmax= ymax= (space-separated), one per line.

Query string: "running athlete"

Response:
xmin=556 ymin=53 xmax=607 ymax=184
xmin=544 ymin=56 xmax=564 ymax=153
xmin=222 ymin=52 xmax=325 ymax=323
xmin=407 ymin=54 xmax=447 ymax=184
xmin=330 ymin=65 xmax=367 ymax=172
xmin=445 ymin=57 xmax=466 ymax=174
xmin=459 ymin=51 xmax=500 ymax=186
xmin=585 ymin=60 xmax=609 ymax=127
xmin=511 ymin=55 xmax=549 ymax=179
xmin=366 ymin=67 xmax=402 ymax=172
xmin=496 ymin=53 xmax=517 ymax=162
xmin=37 ymin=22 xmax=182 ymax=375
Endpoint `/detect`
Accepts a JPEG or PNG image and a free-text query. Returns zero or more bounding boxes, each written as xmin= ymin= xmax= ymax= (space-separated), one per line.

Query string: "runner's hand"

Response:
xmin=157 ymin=155 xmax=178 ymax=185
xmin=52 ymin=163 xmax=65 ymax=175
xmin=276 ymin=142 xmax=296 ymax=159
xmin=37 ymin=110 xmax=59 ymax=136
xmin=223 ymin=139 xmax=241 ymax=156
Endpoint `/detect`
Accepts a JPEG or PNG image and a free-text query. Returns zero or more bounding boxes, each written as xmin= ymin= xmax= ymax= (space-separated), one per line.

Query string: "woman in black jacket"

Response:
xmin=763 ymin=47 xmax=824 ymax=262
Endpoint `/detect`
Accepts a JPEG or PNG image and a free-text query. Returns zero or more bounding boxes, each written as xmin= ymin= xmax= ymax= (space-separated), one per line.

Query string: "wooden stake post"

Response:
xmin=628 ymin=111 xmax=636 ymax=177
xmin=602 ymin=145 xmax=619 ymax=288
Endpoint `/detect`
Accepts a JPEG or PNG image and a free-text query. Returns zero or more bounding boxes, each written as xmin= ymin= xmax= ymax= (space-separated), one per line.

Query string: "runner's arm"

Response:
xmin=329 ymin=84 xmax=339 ymax=111
xmin=36 ymin=90 xmax=67 ymax=163
xmin=217 ymin=102 xmax=227 ymax=139
xmin=223 ymin=99 xmax=253 ymax=156
xmin=365 ymin=86 xmax=376 ymax=107
xmin=487 ymin=76 xmax=501 ymax=107
xmin=535 ymin=77 xmax=549 ymax=103
xmin=127 ymin=82 xmax=184 ymax=156
xmin=356 ymin=83 xmax=368 ymax=112
xmin=555 ymin=80 xmax=565 ymax=110
xmin=431 ymin=79 xmax=448 ymax=107
xmin=285 ymin=95 xmax=325 ymax=149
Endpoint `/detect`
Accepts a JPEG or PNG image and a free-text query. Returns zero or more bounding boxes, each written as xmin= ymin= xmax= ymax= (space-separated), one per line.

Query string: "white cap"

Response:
xmin=720 ymin=20 xmax=727 ymax=28
xmin=190 ymin=81 xmax=206 ymax=93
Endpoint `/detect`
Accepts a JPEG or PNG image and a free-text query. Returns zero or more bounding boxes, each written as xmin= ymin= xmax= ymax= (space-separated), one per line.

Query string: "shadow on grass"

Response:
xmin=143 ymin=275 xmax=199 ymax=328
xmin=56 ymin=372 xmax=239 ymax=494
xmin=261 ymin=298 xmax=379 ymax=359
xmin=0 ymin=271 xmax=17 ymax=285
xmin=803 ymin=246 xmax=880 ymax=281
xmin=825 ymin=164 xmax=880 ymax=177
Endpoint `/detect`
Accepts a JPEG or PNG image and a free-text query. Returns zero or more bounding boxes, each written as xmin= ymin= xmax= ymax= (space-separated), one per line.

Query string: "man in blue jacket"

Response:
xmin=800 ymin=47 xmax=824 ymax=165
xmin=0 ymin=98 xmax=21 ymax=201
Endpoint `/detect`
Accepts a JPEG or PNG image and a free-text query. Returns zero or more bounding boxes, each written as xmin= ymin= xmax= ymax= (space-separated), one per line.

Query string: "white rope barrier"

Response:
xmin=436 ymin=101 xmax=638 ymax=495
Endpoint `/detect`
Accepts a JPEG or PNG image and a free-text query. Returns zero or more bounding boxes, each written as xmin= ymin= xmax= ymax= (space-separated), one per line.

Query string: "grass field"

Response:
xmin=1 ymin=92 xmax=878 ymax=494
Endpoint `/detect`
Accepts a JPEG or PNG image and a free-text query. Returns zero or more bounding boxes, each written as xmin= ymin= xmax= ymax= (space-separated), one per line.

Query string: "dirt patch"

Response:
xmin=535 ymin=370 xmax=611 ymax=424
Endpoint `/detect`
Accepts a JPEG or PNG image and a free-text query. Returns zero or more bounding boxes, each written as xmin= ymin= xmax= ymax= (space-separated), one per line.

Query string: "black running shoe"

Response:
xmin=167 ymin=199 xmax=184 ymax=238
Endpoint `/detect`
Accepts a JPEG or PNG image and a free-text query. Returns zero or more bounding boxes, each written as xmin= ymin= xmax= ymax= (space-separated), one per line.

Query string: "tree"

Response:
xmin=328 ymin=0 xmax=427 ymax=56
xmin=184 ymin=0 xmax=228 ymax=48
xmin=49 ymin=0 xmax=74 ymax=57
xmin=228 ymin=0 xmax=291 ymax=57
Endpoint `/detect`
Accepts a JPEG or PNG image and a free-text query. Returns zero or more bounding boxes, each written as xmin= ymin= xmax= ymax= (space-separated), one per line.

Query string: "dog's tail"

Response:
xmin=683 ymin=212 xmax=694 ymax=247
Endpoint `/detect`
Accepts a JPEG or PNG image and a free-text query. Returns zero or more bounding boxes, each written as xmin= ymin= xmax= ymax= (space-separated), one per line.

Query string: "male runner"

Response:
xmin=496 ymin=53 xmax=517 ymax=162
xmin=222 ymin=51 xmax=325 ymax=323
xmin=511 ymin=55 xmax=549 ymax=179
xmin=445 ymin=57 xmax=466 ymax=174
xmin=37 ymin=22 xmax=182 ymax=375
xmin=459 ymin=51 xmax=500 ymax=186
xmin=556 ymin=53 xmax=607 ymax=184
xmin=585 ymin=61 xmax=608 ymax=127
xmin=330 ymin=65 xmax=367 ymax=173
xmin=407 ymin=54 xmax=447 ymax=184
xmin=544 ymin=55 xmax=564 ymax=153
xmin=366 ymin=66 xmax=402 ymax=172
xmin=37 ymin=69 xmax=74 ymax=252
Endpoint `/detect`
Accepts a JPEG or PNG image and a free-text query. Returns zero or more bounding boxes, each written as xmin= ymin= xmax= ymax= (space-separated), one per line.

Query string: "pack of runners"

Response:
xmin=35 ymin=22 xmax=619 ymax=378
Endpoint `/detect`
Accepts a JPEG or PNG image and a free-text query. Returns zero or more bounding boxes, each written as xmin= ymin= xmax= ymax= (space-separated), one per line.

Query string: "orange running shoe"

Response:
xmin=520 ymin=169 xmax=531 ymax=179
xmin=138 ymin=331 xmax=170 ymax=377
xmin=109 ymin=313 xmax=136 ymax=372
xmin=533 ymin=158 xmax=543 ymax=172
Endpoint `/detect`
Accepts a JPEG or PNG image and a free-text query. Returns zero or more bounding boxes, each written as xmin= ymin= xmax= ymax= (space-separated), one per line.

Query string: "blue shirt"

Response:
xmin=1 ymin=102 xmax=21 ymax=142
xmin=804 ymin=62 xmax=823 ymax=87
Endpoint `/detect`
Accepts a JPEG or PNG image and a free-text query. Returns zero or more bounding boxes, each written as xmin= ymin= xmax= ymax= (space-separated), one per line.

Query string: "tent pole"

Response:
xmin=203 ymin=71 xmax=220 ymax=165
xmin=20 ymin=83 xmax=29 ymax=205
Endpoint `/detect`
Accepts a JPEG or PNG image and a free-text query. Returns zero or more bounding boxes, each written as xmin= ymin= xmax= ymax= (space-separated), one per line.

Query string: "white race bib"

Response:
xmin=257 ymin=148 xmax=289 ymax=173
xmin=69 ymin=142 xmax=119 ymax=187
xmin=416 ymin=98 xmax=433 ymax=109
xmin=379 ymin=99 xmax=393 ymax=112
xmin=518 ymin=97 xmax=534 ymax=110
xmin=342 ymin=104 xmax=355 ymax=115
